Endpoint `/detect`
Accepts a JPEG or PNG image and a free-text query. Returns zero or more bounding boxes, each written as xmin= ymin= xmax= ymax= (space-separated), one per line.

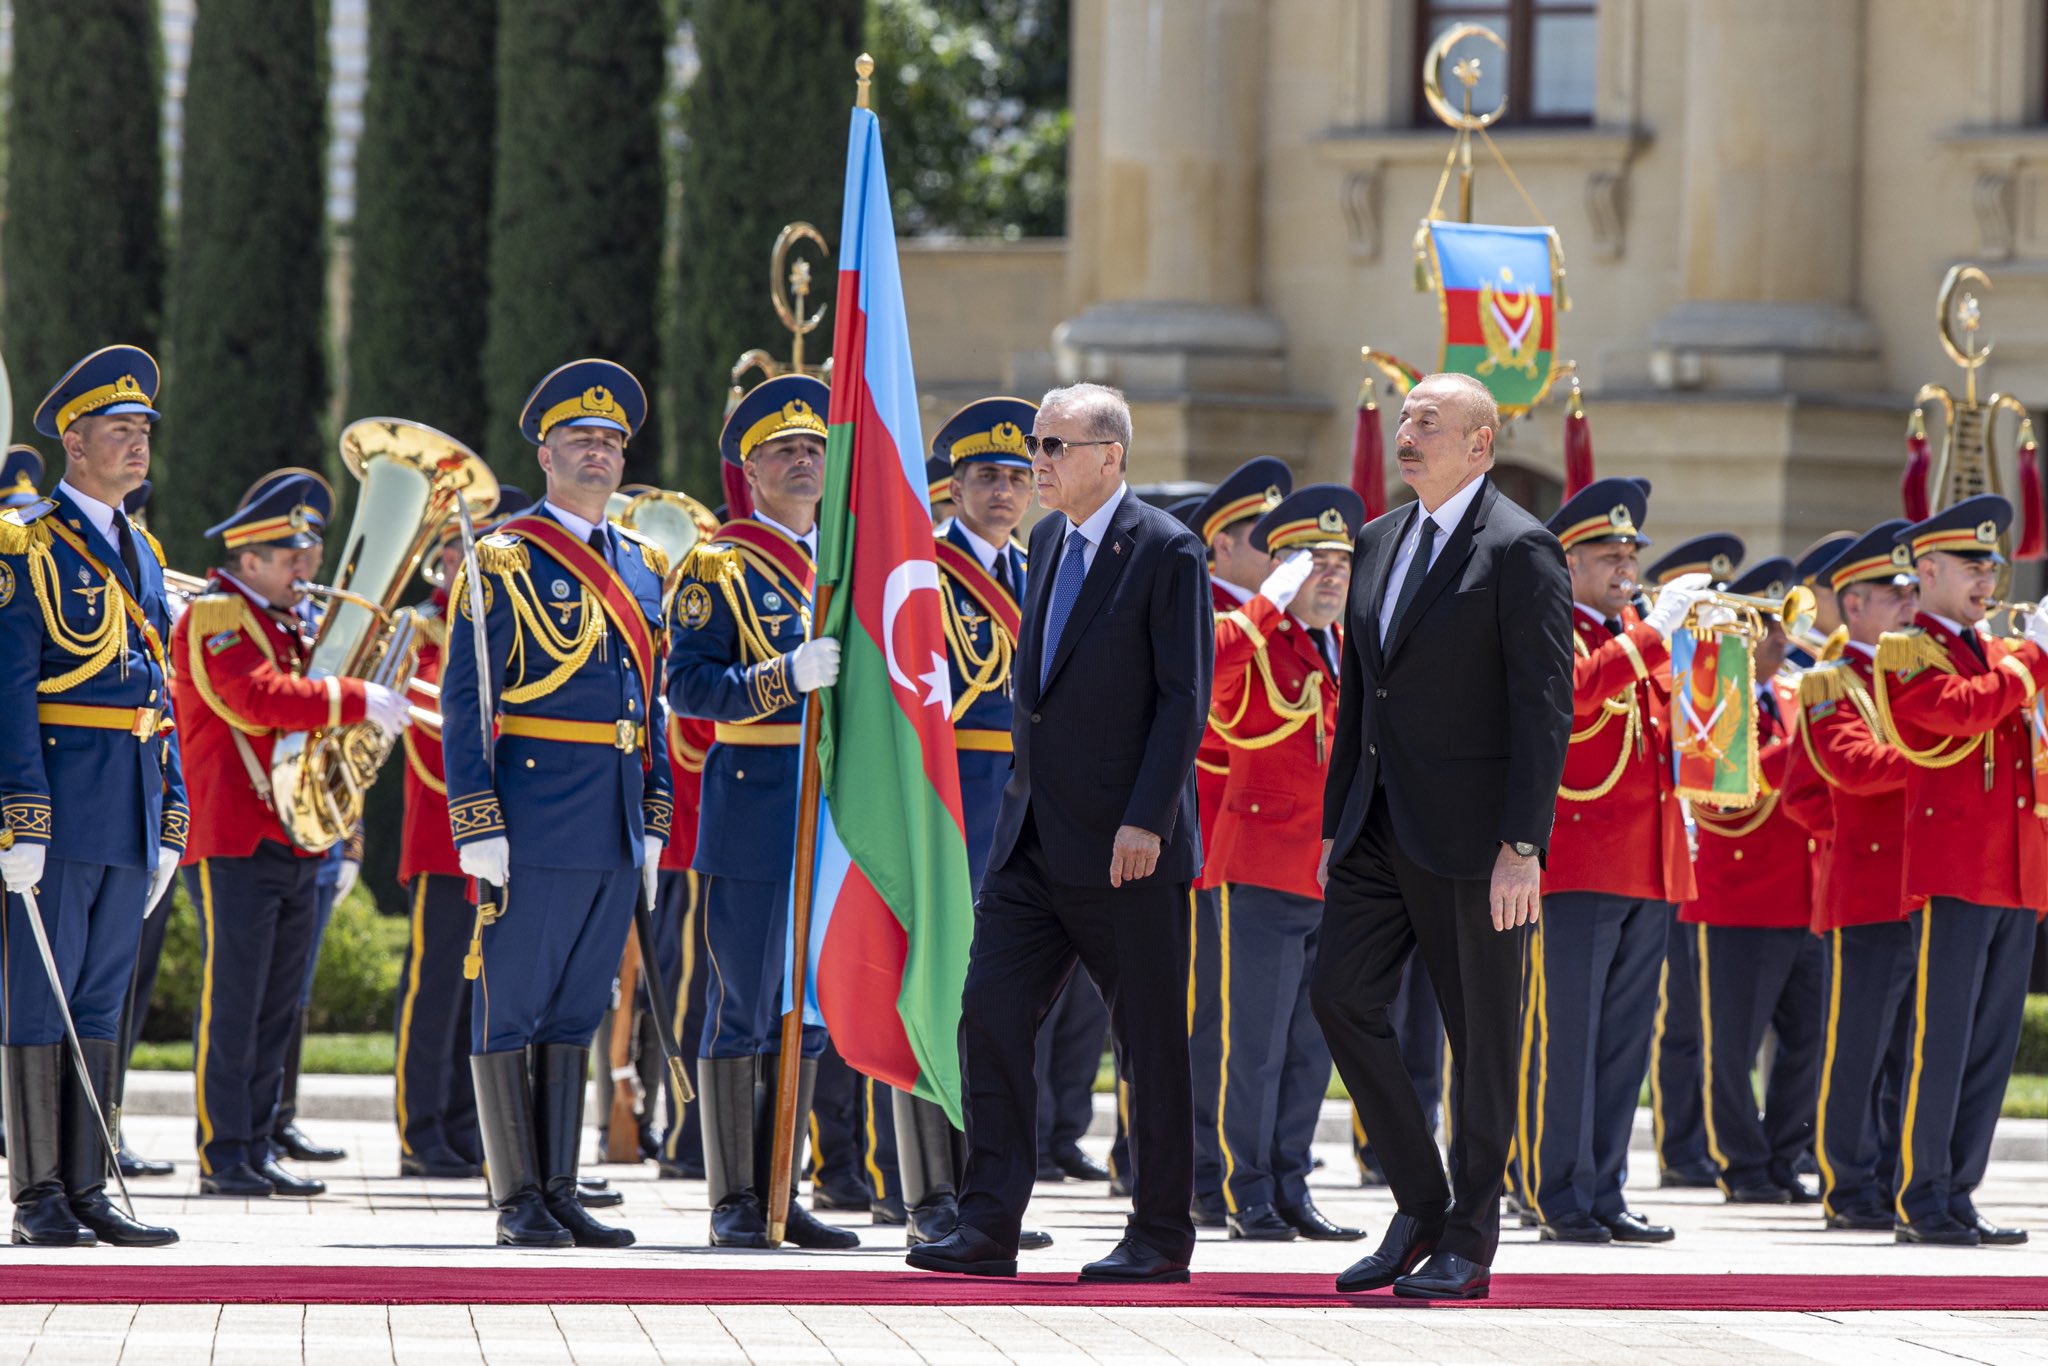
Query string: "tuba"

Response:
xmin=616 ymin=487 xmax=719 ymax=571
xmin=271 ymin=419 xmax=498 ymax=852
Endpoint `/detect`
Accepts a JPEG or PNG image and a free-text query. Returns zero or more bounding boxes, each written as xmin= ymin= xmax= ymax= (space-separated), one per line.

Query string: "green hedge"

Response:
xmin=2018 ymin=994 xmax=2048 ymax=1075
xmin=141 ymin=878 xmax=407 ymax=1043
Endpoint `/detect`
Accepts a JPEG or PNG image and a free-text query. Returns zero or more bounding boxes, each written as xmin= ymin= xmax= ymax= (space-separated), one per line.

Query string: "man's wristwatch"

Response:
xmin=1505 ymin=840 xmax=1539 ymax=858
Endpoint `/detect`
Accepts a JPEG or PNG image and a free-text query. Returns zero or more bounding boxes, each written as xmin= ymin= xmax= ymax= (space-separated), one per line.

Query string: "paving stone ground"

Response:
xmin=1 ymin=1105 xmax=2042 ymax=1362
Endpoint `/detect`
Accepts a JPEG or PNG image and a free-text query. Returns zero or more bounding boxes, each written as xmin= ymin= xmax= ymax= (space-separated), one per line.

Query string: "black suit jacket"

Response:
xmin=1322 ymin=475 xmax=1573 ymax=880
xmin=989 ymin=488 xmax=1213 ymax=887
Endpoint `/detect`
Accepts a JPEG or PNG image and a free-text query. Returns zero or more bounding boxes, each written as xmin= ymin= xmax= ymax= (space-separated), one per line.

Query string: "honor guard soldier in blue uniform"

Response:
xmin=440 ymin=360 xmax=672 ymax=1250
xmin=666 ymin=373 xmax=859 ymax=1251
xmin=0 ymin=346 xmax=186 ymax=1247
xmin=2 ymin=445 xmax=44 ymax=509
xmin=1638 ymin=532 xmax=1746 ymax=1192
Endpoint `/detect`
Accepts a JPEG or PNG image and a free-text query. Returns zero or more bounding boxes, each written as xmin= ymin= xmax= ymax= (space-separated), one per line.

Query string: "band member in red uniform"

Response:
xmin=173 ymin=472 xmax=409 ymax=1196
xmin=1206 ymin=485 xmax=1364 ymax=1245
xmin=1521 ymin=479 xmax=1710 ymax=1245
xmin=1786 ymin=521 xmax=1921 ymax=1229
xmin=1177 ymin=457 xmax=1290 ymax=1222
xmin=651 ymin=710 xmax=712 ymax=1179
xmin=1680 ymin=556 xmax=1825 ymax=1205
xmin=1874 ymin=495 xmax=2046 ymax=1246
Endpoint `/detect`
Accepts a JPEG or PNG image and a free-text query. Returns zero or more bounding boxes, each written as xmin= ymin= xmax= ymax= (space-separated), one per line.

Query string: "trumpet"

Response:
xmin=1982 ymin=599 xmax=2039 ymax=636
xmin=1641 ymin=582 xmax=1819 ymax=643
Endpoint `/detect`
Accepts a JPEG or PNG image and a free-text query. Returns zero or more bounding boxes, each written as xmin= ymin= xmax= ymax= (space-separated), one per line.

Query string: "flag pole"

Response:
xmin=766 ymin=49 xmax=873 ymax=1250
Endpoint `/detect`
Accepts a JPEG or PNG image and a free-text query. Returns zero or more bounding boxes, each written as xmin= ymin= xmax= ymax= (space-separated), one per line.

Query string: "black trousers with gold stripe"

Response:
xmin=1894 ymin=899 xmax=2034 ymax=1226
xmin=1695 ymin=924 xmax=1823 ymax=1194
xmin=393 ymin=874 xmax=479 ymax=1166
xmin=181 ymin=842 xmax=318 ymax=1176
xmin=1188 ymin=884 xmax=1225 ymax=1204
xmin=1814 ymin=921 xmax=1914 ymax=1219
xmin=652 ymin=869 xmax=708 ymax=1171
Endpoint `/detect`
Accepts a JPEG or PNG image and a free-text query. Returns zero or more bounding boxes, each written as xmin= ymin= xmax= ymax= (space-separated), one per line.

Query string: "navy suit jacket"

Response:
xmin=988 ymin=489 xmax=1212 ymax=888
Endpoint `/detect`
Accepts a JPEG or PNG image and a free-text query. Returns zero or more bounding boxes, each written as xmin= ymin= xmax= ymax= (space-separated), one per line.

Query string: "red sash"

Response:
xmin=932 ymin=539 xmax=1022 ymax=641
xmin=712 ymin=519 xmax=817 ymax=604
xmin=500 ymin=515 xmax=657 ymax=736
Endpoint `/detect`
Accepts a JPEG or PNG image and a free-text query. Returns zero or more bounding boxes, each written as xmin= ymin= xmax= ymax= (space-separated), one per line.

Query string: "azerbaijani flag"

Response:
xmin=1426 ymin=221 xmax=1561 ymax=415
xmin=797 ymin=99 xmax=977 ymax=1124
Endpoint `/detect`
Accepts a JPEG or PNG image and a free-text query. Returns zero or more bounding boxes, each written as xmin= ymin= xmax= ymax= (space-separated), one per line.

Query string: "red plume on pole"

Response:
xmin=720 ymin=459 xmax=754 ymax=522
xmin=1350 ymin=380 xmax=1386 ymax=520
xmin=2015 ymin=417 xmax=2045 ymax=561
xmin=1561 ymin=377 xmax=1594 ymax=499
xmin=1901 ymin=408 xmax=1932 ymax=522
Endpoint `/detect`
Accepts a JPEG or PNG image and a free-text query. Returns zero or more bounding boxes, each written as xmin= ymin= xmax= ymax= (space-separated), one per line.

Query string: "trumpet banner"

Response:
xmin=1670 ymin=627 xmax=1759 ymax=807
xmin=1425 ymin=221 xmax=1563 ymax=417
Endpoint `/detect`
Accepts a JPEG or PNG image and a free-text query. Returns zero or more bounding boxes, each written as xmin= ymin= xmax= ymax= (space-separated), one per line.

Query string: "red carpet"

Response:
xmin=1 ymin=1267 xmax=2044 ymax=1310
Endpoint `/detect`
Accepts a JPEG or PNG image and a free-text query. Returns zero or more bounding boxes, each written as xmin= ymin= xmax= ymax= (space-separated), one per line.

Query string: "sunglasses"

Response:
xmin=1022 ymin=435 xmax=1114 ymax=459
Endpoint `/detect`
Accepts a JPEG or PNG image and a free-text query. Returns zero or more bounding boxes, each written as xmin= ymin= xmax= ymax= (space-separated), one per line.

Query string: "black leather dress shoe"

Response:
xmin=118 ymin=1143 xmax=175 ymax=1179
xmin=1824 ymin=1207 xmax=1896 ymax=1231
xmin=905 ymin=1195 xmax=956 ymax=1245
xmin=1035 ymin=1161 xmax=1066 ymax=1183
xmin=198 ymin=1163 xmax=273 ymax=1198
xmin=872 ymin=1193 xmax=908 ymax=1226
xmin=1895 ymin=1215 xmax=1980 ymax=1246
xmin=1279 ymin=1201 xmax=1365 ymax=1241
xmin=544 ymin=1191 xmax=635 ymax=1248
xmin=72 ymin=1193 xmax=178 ymax=1248
xmin=1726 ymin=1183 xmax=1791 ymax=1205
xmin=1959 ymin=1211 xmax=2028 ymax=1246
xmin=1054 ymin=1146 xmax=1111 ymax=1183
xmin=11 ymin=1191 xmax=95 ymax=1246
xmin=783 ymin=1202 xmax=861 ymax=1250
xmin=810 ymin=1179 xmax=871 ymax=1212
xmin=1538 ymin=1212 xmax=1612 ymax=1244
xmin=1191 ymin=1194 xmax=1228 ymax=1229
xmin=1079 ymin=1237 xmax=1189 ymax=1283
xmin=496 ymin=1191 xmax=573 ymax=1248
xmin=400 ymin=1152 xmax=482 ymax=1180
xmin=1776 ymin=1177 xmax=1822 ymax=1205
xmin=1335 ymin=1211 xmax=1443 ymax=1292
xmin=906 ymin=1223 xmax=1018 ymax=1277
xmin=275 ymin=1123 xmax=346 ymax=1164
xmin=1658 ymin=1162 xmax=1721 ymax=1189
xmin=1019 ymin=1228 xmax=1054 ymax=1250
xmin=577 ymin=1178 xmax=623 ymax=1209
xmin=1226 ymin=1203 xmax=1297 ymax=1241
xmin=1393 ymin=1250 xmax=1490 ymax=1300
xmin=1601 ymin=1211 xmax=1675 ymax=1243
xmin=257 ymin=1159 xmax=326 ymax=1197
xmin=710 ymin=1195 xmax=772 ymax=1249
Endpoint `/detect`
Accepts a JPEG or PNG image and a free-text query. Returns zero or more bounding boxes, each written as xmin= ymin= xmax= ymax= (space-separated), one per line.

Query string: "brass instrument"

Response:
xmin=271 ymin=418 xmax=497 ymax=852
xmin=1982 ymin=598 xmax=2038 ymax=637
xmin=1693 ymin=585 xmax=1819 ymax=643
xmin=616 ymin=487 xmax=719 ymax=571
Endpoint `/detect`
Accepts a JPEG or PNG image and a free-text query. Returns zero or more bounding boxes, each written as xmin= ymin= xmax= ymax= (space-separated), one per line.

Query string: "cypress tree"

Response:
xmin=2 ymin=0 xmax=164 ymax=440
xmin=160 ymin=0 xmax=329 ymax=570
xmin=669 ymin=0 xmax=863 ymax=497
xmin=346 ymin=0 xmax=496 ymax=443
xmin=482 ymin=0 xmax=667 ymax=483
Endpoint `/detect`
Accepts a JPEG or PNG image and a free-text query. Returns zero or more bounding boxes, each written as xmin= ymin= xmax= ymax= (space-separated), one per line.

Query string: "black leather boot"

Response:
xmin=5 ymin=1046 xmax=94 ymax=1246
xmin=470 ymin=1049 xmax=570 ymax=1248
xmin=273 ymin=1008 xmax=345 ymax=1162
xmin=109 ymin=1032 xmax=172 ymax=1177
xmin=63 ymin=1039 xmax=176 ymax=1246
xmin=894 ymin=1087 xmax=960 ymax=1246
xmin=535 ymin=1043 xmax=633 ymax=1248
xmin=702 ymin=1055 xmax=769 ymax=1247
xmin=759 ymin=1057 xmax=858 ymax=1250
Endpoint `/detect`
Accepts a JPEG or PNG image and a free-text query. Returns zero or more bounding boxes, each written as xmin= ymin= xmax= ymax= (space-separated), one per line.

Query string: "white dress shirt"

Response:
xmin=542 ymin=499 xmax=607 ymax=555
xmin=56 ymin=479 xmax=119 ymax=544
xmin=754 ymin=510 xmax=819 ymax=558
xmin=954 ymin=520 xmax=1007 ymax=574
xmin=1041 ymin=482 xmax=1128 ymax=665
xmin=1213 ymin=577 xmax=1255 ymax=607
xmin=1377 ymin=475 xmax=1483 ymax=645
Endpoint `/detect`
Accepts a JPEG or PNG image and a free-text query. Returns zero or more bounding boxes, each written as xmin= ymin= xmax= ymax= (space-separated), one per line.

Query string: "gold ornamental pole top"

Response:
xmin=856 ymin=53 xmax=874 ymax=110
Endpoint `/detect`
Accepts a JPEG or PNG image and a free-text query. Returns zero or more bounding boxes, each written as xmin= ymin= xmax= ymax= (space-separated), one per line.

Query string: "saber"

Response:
xmin=632 ymin=871 xmax=695 ymax=1105
xmin=14 ymin=884 xmax=135 ymax=1217
xmin=454 ymin=495 xmax=504 ymax=979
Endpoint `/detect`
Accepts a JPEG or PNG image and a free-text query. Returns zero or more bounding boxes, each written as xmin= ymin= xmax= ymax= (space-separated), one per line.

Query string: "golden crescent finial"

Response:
xmin=1421 ymin=23 xmax=1508 ymax=131
xmin=1936 ymin=263 xmax=1994 ymax=371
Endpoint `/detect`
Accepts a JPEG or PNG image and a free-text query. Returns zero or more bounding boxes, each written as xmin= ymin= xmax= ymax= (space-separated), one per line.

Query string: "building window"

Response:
xmin=1414 ymin=1 xmax=1597 ymax=128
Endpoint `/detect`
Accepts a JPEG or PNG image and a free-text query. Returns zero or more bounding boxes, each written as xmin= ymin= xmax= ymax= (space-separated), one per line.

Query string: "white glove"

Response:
xmin=1644 ymin=572 xmax=1713 ymax=641
xmin=642 ymin=836 xmax=662 ymax=908
xmin=1 ymin=842 xmax=47 ymax=894
xmin=459 ymin=835 xmax=510 ymax=888
xmin=1692 ymin=603 xmax=1739 ymax=634
xmin=145 ymin=846 xmax=180 ymax=918
xmin=791 ymin=638 xmax=842 ymax=693
xmin=2024 ymin=605 xmax=2048 ymax=650
xmin=362 ymin=682 xmax=412 ymax=736
xmin=334 ymin=857 xmax=361 ymax=903
xmin=1257 ymin=550 xmax=1316 ymax=613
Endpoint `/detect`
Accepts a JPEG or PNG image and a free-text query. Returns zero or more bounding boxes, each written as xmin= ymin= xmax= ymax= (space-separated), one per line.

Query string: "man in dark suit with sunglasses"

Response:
xmin=908 ymin=381 xmax=1212 ymax=1284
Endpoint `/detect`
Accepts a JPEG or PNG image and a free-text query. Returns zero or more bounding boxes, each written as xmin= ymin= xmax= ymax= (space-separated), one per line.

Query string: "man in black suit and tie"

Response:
xmin=908 ymin=382 xmax=1213 ymax=1283
xmin=1311 ymin=372 xmax=1573 ymax=1299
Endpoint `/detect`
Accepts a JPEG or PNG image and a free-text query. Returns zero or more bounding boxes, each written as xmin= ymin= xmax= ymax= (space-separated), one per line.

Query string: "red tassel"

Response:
xmin=2016 ymin=419 xmax=2044 ymax=561
xmin=1901 ymin=408 xmax=1932 ymax=522
xmin=1350 ymin=383 xmax=1386 ymax=521
xmin=720 ymin=460 xmax=753 ymax=522
xmin=1561 ymin=380 xmax=1594 ymax=499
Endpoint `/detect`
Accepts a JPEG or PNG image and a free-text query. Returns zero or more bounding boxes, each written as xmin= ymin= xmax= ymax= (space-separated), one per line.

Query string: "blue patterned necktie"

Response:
xmin=1040 ymin=528 xmax=1089 ymax=688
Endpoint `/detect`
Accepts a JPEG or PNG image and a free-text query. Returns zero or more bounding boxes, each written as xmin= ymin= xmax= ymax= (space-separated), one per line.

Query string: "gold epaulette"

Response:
xmin=139 ymin=527 xmax=167 ymax=566
xmin=1797 ymin=660 xmax=1858 ymax=709
xmin=1819 ymin=623 xmax=1849 ymax=663
xmin=476 ymin=532 xmax=529 ymax=576
xmin=615 ymin=525 xmax=668 ymax=580
xmin=416 ymin=610 xmax=447 ymax=649
xmin=0 ymin=502 xmax=56 ymax=557
xmin=186 ymin=592 xmax=249 ymax=638
xmin=1875 ymin=627 xmax=1951 ymax=680
xmin=678 ymin=540 xmax=741 ymax=585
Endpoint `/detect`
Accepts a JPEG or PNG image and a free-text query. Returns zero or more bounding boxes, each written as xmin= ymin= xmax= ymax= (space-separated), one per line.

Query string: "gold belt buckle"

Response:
xmin=131 ymin=707 xmax=163 ymax=741
xmin=615 ymin=720 xmax=639 ymax=752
